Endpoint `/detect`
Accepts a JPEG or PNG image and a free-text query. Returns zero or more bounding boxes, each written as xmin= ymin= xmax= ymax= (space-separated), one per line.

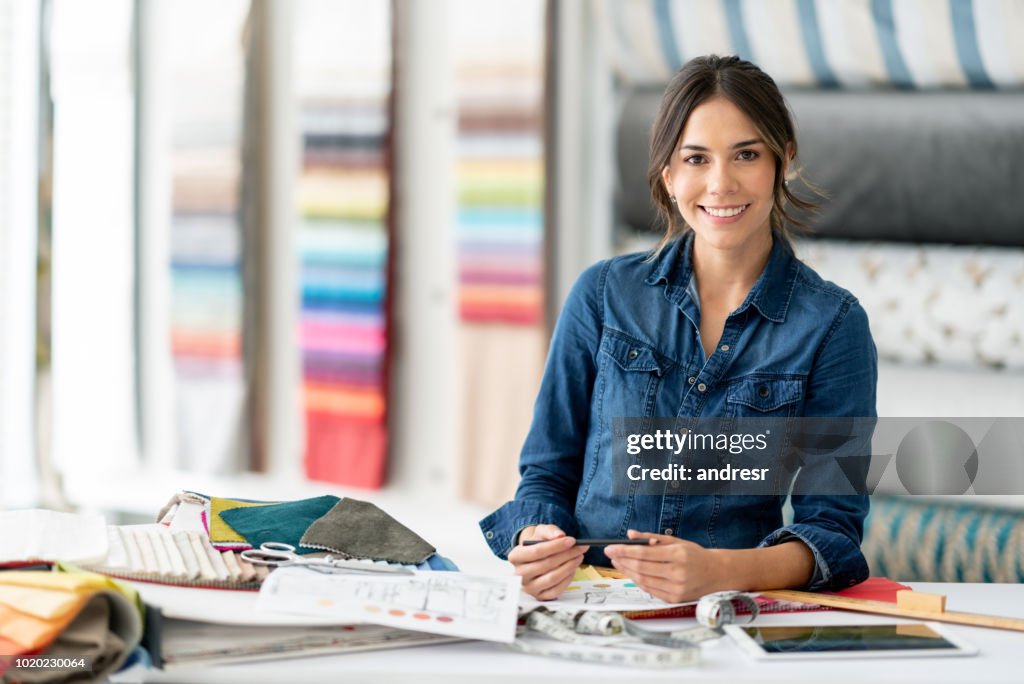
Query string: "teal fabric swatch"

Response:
xmin=219 ymin=495 xmax=341 ymax=554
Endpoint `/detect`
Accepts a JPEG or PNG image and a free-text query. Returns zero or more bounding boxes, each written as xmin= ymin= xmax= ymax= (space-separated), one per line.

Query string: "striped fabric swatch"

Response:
xmin=599 ymin=0 xmax=1024 ymax=88
xmin=295 ymin=0 xmax=392 ymax=488
xmin=168 ymin=1 xmax=250 ymax=473
xmin=453 ymin=0 xmax=546 ymax=325
xmin=863 ymin=495 xmax=1024 ymax=582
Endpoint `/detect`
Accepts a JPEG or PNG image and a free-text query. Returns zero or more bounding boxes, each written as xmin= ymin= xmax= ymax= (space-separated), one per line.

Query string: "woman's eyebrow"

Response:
xmin=680 ymin=138 xmax=764 ymax=151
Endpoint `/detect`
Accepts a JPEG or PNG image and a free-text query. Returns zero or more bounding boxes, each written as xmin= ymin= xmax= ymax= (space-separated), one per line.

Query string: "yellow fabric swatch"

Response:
xmin=0 ymin=584 xmax=84 ymax=621
xmin=572 ymin=565 xmax=628 ymax=581
xmin=209 ymin=498 xmax=271 ymax=544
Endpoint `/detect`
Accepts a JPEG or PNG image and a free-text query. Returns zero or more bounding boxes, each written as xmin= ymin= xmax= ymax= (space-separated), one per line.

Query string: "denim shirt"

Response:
xmin=479 ymin=232 xmax=878 ymax=591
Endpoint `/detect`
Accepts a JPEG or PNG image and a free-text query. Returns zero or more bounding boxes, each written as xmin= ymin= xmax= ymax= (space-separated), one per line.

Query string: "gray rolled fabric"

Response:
xmin=615 ymin=88 xmax=1024 ymax=247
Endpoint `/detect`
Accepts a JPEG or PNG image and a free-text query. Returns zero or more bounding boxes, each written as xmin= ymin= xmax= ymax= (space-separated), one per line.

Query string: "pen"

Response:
xmin=523 ymin=538 xmax=654 ymax=546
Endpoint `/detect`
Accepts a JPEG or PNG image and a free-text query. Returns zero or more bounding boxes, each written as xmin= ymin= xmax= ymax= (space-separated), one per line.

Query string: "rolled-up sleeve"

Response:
xmin=759 ymin=298 xmax=877 ymax=590
xmin=478 ymin=261 xmax=607 ymax=559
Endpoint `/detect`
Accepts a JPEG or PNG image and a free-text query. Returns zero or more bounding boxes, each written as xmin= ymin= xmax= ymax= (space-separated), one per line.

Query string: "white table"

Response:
xmin=112 ymin=582 xmax=1024 ymax=684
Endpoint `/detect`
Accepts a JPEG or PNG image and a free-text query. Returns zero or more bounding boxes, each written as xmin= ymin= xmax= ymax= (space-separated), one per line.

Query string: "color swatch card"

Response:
xmin=519 ymin=579 xmax=696 ymax=613
xmin=258 ymin=567 xmax=521 ymax=643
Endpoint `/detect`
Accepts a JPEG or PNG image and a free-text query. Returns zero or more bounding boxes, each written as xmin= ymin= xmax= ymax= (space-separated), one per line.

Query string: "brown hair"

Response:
xmin=647 ymin=54 xmax=820 ymax=253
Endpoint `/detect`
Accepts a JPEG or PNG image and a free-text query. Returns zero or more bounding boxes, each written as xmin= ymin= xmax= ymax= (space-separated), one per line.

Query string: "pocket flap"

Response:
xmin=727 ymin=378 xmax=803 ymax=412
xmin=600 ymin=333 xmax=665 ymax=375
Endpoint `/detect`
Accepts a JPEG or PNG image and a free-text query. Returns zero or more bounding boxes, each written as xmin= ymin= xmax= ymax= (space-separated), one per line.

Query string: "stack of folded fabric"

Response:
xmin=0 ymin=566 xmax=143 ymax=683
xmin=294 ymin=0 xmax=393 ymax=489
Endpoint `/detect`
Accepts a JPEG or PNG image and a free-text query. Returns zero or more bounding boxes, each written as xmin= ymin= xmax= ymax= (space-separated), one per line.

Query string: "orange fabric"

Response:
xmin=0 ymin=634 xmax=28 ymax=655
xmin=171 ymin=331 xmax=242 ymax=357
xmin=304 ymin=384 xmax=385 ymax=418
xmin=0 ymin=599 xmax=85 ymax=651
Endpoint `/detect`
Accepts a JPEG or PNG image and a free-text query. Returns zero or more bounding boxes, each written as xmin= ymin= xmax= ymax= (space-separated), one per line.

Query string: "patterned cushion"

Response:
xmin=598 ymin=0 xmax=1024 ymax=88
xmin=863 ymin=495 xmax=1024 ymax=582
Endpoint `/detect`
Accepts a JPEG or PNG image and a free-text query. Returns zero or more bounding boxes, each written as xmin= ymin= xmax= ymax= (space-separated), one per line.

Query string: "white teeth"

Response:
xmin=703 ymin=204 xmax=749 ymax=218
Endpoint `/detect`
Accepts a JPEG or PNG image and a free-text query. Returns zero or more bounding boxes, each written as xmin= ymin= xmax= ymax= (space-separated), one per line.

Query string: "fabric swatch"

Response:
xmin=209 ymin=497 xmax=273 ymax=547
xmin=299 ymin=498 xmax=434 ymax=565
xmin=219 ymin=495 xmax=340 ymax=553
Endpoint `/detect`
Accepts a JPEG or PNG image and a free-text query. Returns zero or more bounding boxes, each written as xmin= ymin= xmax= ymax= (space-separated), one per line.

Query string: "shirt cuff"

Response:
xmin=479 ymin=500 xmax=579 ymax=560
xmin=759 ymin=523 xmax=869 ymax=591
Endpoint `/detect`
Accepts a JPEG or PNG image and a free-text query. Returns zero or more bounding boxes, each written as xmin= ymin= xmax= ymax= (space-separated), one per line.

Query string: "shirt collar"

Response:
xmin=644 ymin=231 xmax=798 ymax=323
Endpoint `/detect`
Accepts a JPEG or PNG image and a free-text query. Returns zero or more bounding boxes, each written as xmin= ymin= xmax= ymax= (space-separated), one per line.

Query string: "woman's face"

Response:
xmin=661 ymin=96 xmax=783 ymax=255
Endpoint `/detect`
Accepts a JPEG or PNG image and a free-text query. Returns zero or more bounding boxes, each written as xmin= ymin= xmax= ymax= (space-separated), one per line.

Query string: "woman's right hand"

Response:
xmin=507 ymin=524 xmax=589 ymax=600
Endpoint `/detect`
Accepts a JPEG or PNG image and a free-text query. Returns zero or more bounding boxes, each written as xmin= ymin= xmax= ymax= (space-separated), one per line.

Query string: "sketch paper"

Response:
xmin=259 ymin=567 xmax=522 ymax=643
xmin=519 ymin=579 xmax=696 ymax=612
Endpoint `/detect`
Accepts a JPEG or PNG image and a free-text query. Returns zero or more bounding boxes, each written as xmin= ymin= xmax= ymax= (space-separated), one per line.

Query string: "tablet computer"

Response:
xmin=724 ymin=622 xmax=978 ymax=660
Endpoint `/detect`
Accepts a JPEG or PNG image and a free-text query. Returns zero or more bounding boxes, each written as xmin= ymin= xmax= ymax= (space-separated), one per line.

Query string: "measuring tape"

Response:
xmin=510 ymin=590 xmax=759 ymax=668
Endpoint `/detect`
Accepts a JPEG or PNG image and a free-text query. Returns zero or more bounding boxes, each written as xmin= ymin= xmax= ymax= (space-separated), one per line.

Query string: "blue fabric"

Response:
xmin=869 ymin=0 xmax=914 ymax=88
xmin=795 ymin=0 xmax=839 ymax=88
xmin=480 ymin=233 xmax=877 ymax=591
xmin=654 ymin=0 xmax=683 ymax=72
xmin=949 ymin=0 xmax=995 ymax=89
xmin=421 ymin=554 xmax=460 ymax=572
xmin=722 ymin=0 xmax=753 ymax=62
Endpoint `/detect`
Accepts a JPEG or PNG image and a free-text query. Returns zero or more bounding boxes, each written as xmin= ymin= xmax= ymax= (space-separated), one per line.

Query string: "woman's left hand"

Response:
xmin=603 ymin=529 xmax=726 ymax=602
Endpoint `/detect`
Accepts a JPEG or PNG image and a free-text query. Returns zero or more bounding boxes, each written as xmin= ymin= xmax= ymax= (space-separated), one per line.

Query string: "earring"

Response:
xmin=670 ymin=196 xmax=677 ymax=204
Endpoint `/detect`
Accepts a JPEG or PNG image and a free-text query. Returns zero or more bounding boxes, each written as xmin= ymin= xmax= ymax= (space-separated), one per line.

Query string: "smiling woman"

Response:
xmin=480 ymin=55 xmax=878 ymax=603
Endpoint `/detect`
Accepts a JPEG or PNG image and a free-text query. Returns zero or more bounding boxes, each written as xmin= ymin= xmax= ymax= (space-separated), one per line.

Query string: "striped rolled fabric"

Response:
xmin=863 ymin=495 xmax=1024 ymax=583
xmin=598 ymin=0 xmax=1024 ymax=89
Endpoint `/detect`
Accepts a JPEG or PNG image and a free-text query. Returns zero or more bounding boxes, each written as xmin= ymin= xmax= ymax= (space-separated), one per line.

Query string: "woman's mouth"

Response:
xmin=700 ymin=204 xmax=750 ymax=219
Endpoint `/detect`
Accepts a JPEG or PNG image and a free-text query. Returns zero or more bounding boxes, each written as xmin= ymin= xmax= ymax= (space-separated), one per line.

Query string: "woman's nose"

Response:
xmin=708 ymin=162 xmax=739 ymax=195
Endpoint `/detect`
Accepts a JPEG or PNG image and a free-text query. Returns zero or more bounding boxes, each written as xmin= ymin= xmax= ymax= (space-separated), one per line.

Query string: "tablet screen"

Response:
xmin=737 ymin=624 xmax=959 ymax=654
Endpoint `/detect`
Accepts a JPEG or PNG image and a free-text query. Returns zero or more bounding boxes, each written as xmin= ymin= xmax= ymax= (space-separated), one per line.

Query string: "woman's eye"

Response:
xmin=683 ymin=154 xmax=706 ymax=165
xmin=737 ymin=149 xmax=759 ymax=161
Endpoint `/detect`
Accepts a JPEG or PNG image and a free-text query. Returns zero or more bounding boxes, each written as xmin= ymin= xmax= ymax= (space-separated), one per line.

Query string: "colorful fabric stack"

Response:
xmin=0 ymin=568 xmax=143 ymax=681
xmin=168 ymin=1 xmax=250 ymax=472
xmin=294 ymin=0 xmax=393 ymax=488
xmin=453 ymin=0 xmax=546 ymax=325
xmin=451 ymin=0 xmax=550 ymax=508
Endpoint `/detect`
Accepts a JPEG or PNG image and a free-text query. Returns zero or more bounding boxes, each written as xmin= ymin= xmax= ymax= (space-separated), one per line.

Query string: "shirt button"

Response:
xmin=697 ymin=383 xmax=707 ymax=392
xmin=485 ymin=531 xmax=494 ymax=539
xmin=758 ymin=386 xmax=770 ymax=398
xmin=628 ymin=349 xmax=639 ymax=360
xmin=670 ymin=480 xmax=680 ymax=489
xmin=664 ymin=528 xmax=673 ymax=535
xmin=688 ymin=376 xmax=696 ymax=385
xmin=720 ymin=344 xmax=730 ymax=352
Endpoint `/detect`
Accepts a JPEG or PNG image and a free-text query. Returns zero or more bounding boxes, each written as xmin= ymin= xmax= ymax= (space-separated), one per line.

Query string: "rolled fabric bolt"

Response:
xmin=221 ymin=551 xmax=242 ymax=582
xmin=187 ymin=531 xmax=217 ymax=580
xmin=173 ymin=532 xmax=200 ymax=580
xmin=120 ymin=527 xmax=144 ymax=573
xmin=203 ymin=539 xmax=230 ymax=580
xmin=235 ymin=555 xmax=257 ymax=583
xmin=161 ymin=529 xmax=187 ymax=578
xmin=147 ymin=527 xmax=173 ymax=575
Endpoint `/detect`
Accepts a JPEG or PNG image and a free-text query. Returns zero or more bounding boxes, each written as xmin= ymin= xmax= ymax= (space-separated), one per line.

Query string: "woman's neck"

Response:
xmin=691 ymin=230 xmax=774 ymax=309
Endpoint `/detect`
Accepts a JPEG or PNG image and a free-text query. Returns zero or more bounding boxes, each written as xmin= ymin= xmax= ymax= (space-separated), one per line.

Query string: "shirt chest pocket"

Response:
xmin=726 ymin=377 xmax=804 ymax=417
xmin=598 ymin=332 xmax=670 ymax=418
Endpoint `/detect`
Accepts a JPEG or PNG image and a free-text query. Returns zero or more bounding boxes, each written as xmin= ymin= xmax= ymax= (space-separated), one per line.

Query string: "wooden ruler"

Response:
xmin=760 ymin=589 xmax=1024 ymax=633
